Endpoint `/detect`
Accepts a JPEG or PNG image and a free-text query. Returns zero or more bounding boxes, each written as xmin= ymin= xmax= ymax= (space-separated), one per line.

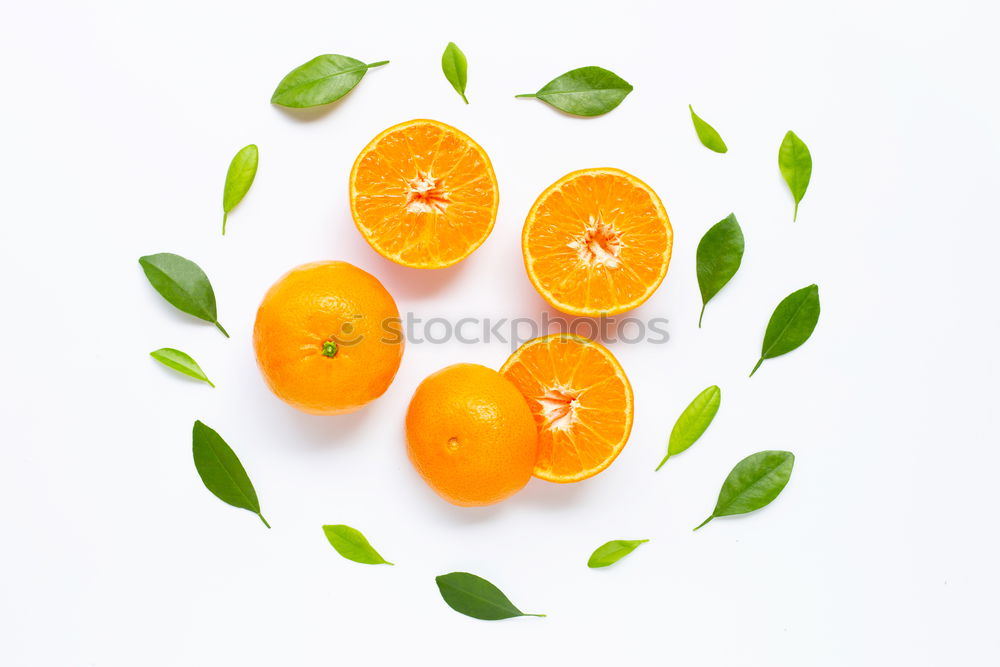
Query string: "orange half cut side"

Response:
xmin=500 ymin=333 xmax=634 ymax=483
xmin=522 ymin=167 xmax=672 ymax=315
xmin=350 ymin=119 xmax=500 ymax=269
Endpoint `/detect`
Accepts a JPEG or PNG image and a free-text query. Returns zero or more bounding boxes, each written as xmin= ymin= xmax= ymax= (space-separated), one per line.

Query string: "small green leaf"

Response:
xmin=150 ymin=348 xmax=214 ymax=387
xmin=689 ymin=105 xmax=727 ymax=153
xmin=222 ymin=144 xmax=258 ymax=235
xmin=192 ymin=421 xmax=269 ymax=527
xmin=322 ymin=524 xmax=393 ymax=565
xmin=441 ymin=42 xmax=469 ymax=104
xmin=695 ymin=450 xmax=794 ymax=530
xmin=138 ymin=253 xmax=228 ymax=337
xmin=587 ymin=539 xmax=649 ymax=568
xmin=516 ymin=66 xmax=633 ymax=117
xmin=656 ymin=385 xmax=720 ymax=470
xmin=696 ymin=213 xmax=745 ymax=327
xmin=435 ymin=572 xmax=545 ymax=620
xmin=270 ymin=54 xmax=388 ymax=108
xmin=750 ymin=284 xmax=821 ymax=377
xmin=778 ymin=131 xmax=812 ymax=221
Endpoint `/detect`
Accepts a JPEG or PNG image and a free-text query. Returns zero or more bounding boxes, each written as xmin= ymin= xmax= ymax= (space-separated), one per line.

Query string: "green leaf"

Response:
xmin=750 ymin=284 xmax=821 ymax=377
xmin=441 ymin=42 xmax=469 ymax=104
xmin=696 ymin=213 xmax=745 ymax=327
xmin=587 ymin=539 xmax=649 ymax=568
xmin=435 ymin=572 xmax=545 ymax=620
xmin=138 ymin=253 xmax=228 ymax=337
xmin=150 ymin=348 xmax=214 ymax=387
xmin=192 ymin=421 xmax=269 ymax=527
xmin=656 ymin=385 xmax=720 ymax=470
xmin=689 ymin=105 xmax=727 ymax=153
xmin=695 ymin=450 xmax=794 ymax=530
xmin=516 ymin=66 xmax=633 ymax=117
xmin=270 ymin=54 xmax=388 ymax=108
xmin=322 ymin=524 xmax=393 ymax=565
xmin=778 ymin=131 xmax=812 ymax=221
xmin=222 ymin=144 xmax=258 ymax=235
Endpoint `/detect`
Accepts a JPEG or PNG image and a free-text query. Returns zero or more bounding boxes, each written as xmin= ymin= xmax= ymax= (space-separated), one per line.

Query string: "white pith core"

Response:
xmin=405 ymin=172 xmax=450 ymax=213
xmin=567 ymin=215 xmax=624 ymax=269
xmin=538 ymin=387 xmax=581 ymax=431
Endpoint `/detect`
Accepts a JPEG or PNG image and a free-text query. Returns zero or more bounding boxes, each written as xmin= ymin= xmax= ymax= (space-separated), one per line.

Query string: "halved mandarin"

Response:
xmin=500 ymin=333 xmax=634 ymax=483
xmin=522 ymin=168 xmax=672 ymax=315
xmin=349 ymin=119 xmax=500 ymax=269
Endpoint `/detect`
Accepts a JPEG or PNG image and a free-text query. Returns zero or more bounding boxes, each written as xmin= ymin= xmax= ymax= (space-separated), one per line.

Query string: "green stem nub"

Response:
xmin=322 ymin=340 xmax=338 ymax=358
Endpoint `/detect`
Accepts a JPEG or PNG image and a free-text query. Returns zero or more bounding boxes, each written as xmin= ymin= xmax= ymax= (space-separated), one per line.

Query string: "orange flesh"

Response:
xmin=523 ymin=168 xmax=672 ymax=315
xmin=500 ymin=334 xmax=634 ymax=483
xmin=350 ymin=119 xmax=499 ymax=268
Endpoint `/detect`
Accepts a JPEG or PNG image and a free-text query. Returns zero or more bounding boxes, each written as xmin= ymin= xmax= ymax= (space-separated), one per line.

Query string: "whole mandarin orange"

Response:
xmin=253 ymin=261 xmax=403 ymax=415
xmin=406 ymin=364 xmax=538 ymax=507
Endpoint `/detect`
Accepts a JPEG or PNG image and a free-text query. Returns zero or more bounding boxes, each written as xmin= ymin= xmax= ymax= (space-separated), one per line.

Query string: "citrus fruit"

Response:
xmin=253 ymin=261 xmax=403 ymax=415
xmin=405 ymin=364 xmax=538 ymax=506
xmin=500 ymin=334 xmax=634 ymax=483
xmin=349 ymin=119 xmax=499 ymax=269
xmin=522 ymin=167 xmax=673 ymax=316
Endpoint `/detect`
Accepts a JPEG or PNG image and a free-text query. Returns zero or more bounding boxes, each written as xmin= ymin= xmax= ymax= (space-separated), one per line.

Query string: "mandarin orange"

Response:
xmin=350 ymin=119 xmax=499 ymax=269
xmin=253 ymin=261 xmax=403 ymax=415
xmin=522 ymin=168 xmax=672 ymax=316
xmin=405 ymin=364 xmax=538 ymax=506
xmin=500 ymin=334 xmax=634 ymax=483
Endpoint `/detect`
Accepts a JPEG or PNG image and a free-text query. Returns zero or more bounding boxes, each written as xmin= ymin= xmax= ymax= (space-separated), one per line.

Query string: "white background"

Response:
xmin=2 ymin=0 xmax=999 ymax=664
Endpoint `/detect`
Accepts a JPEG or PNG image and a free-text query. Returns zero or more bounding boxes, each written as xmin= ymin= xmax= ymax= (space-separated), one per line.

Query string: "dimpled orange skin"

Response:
xmin=406 ymin=364 xmax=539 ymax=507
xmin=253 ymin=261 xmax=404 ymax=415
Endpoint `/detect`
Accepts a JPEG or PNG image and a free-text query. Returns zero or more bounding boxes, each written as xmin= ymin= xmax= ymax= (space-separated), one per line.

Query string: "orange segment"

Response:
xmin=500 ymin=334 xmax=634 ymax=483
xmin=523 ymin=168 xmax=672 ymax=315
xmin=350 ymin=119 xmax=500 ymax=269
